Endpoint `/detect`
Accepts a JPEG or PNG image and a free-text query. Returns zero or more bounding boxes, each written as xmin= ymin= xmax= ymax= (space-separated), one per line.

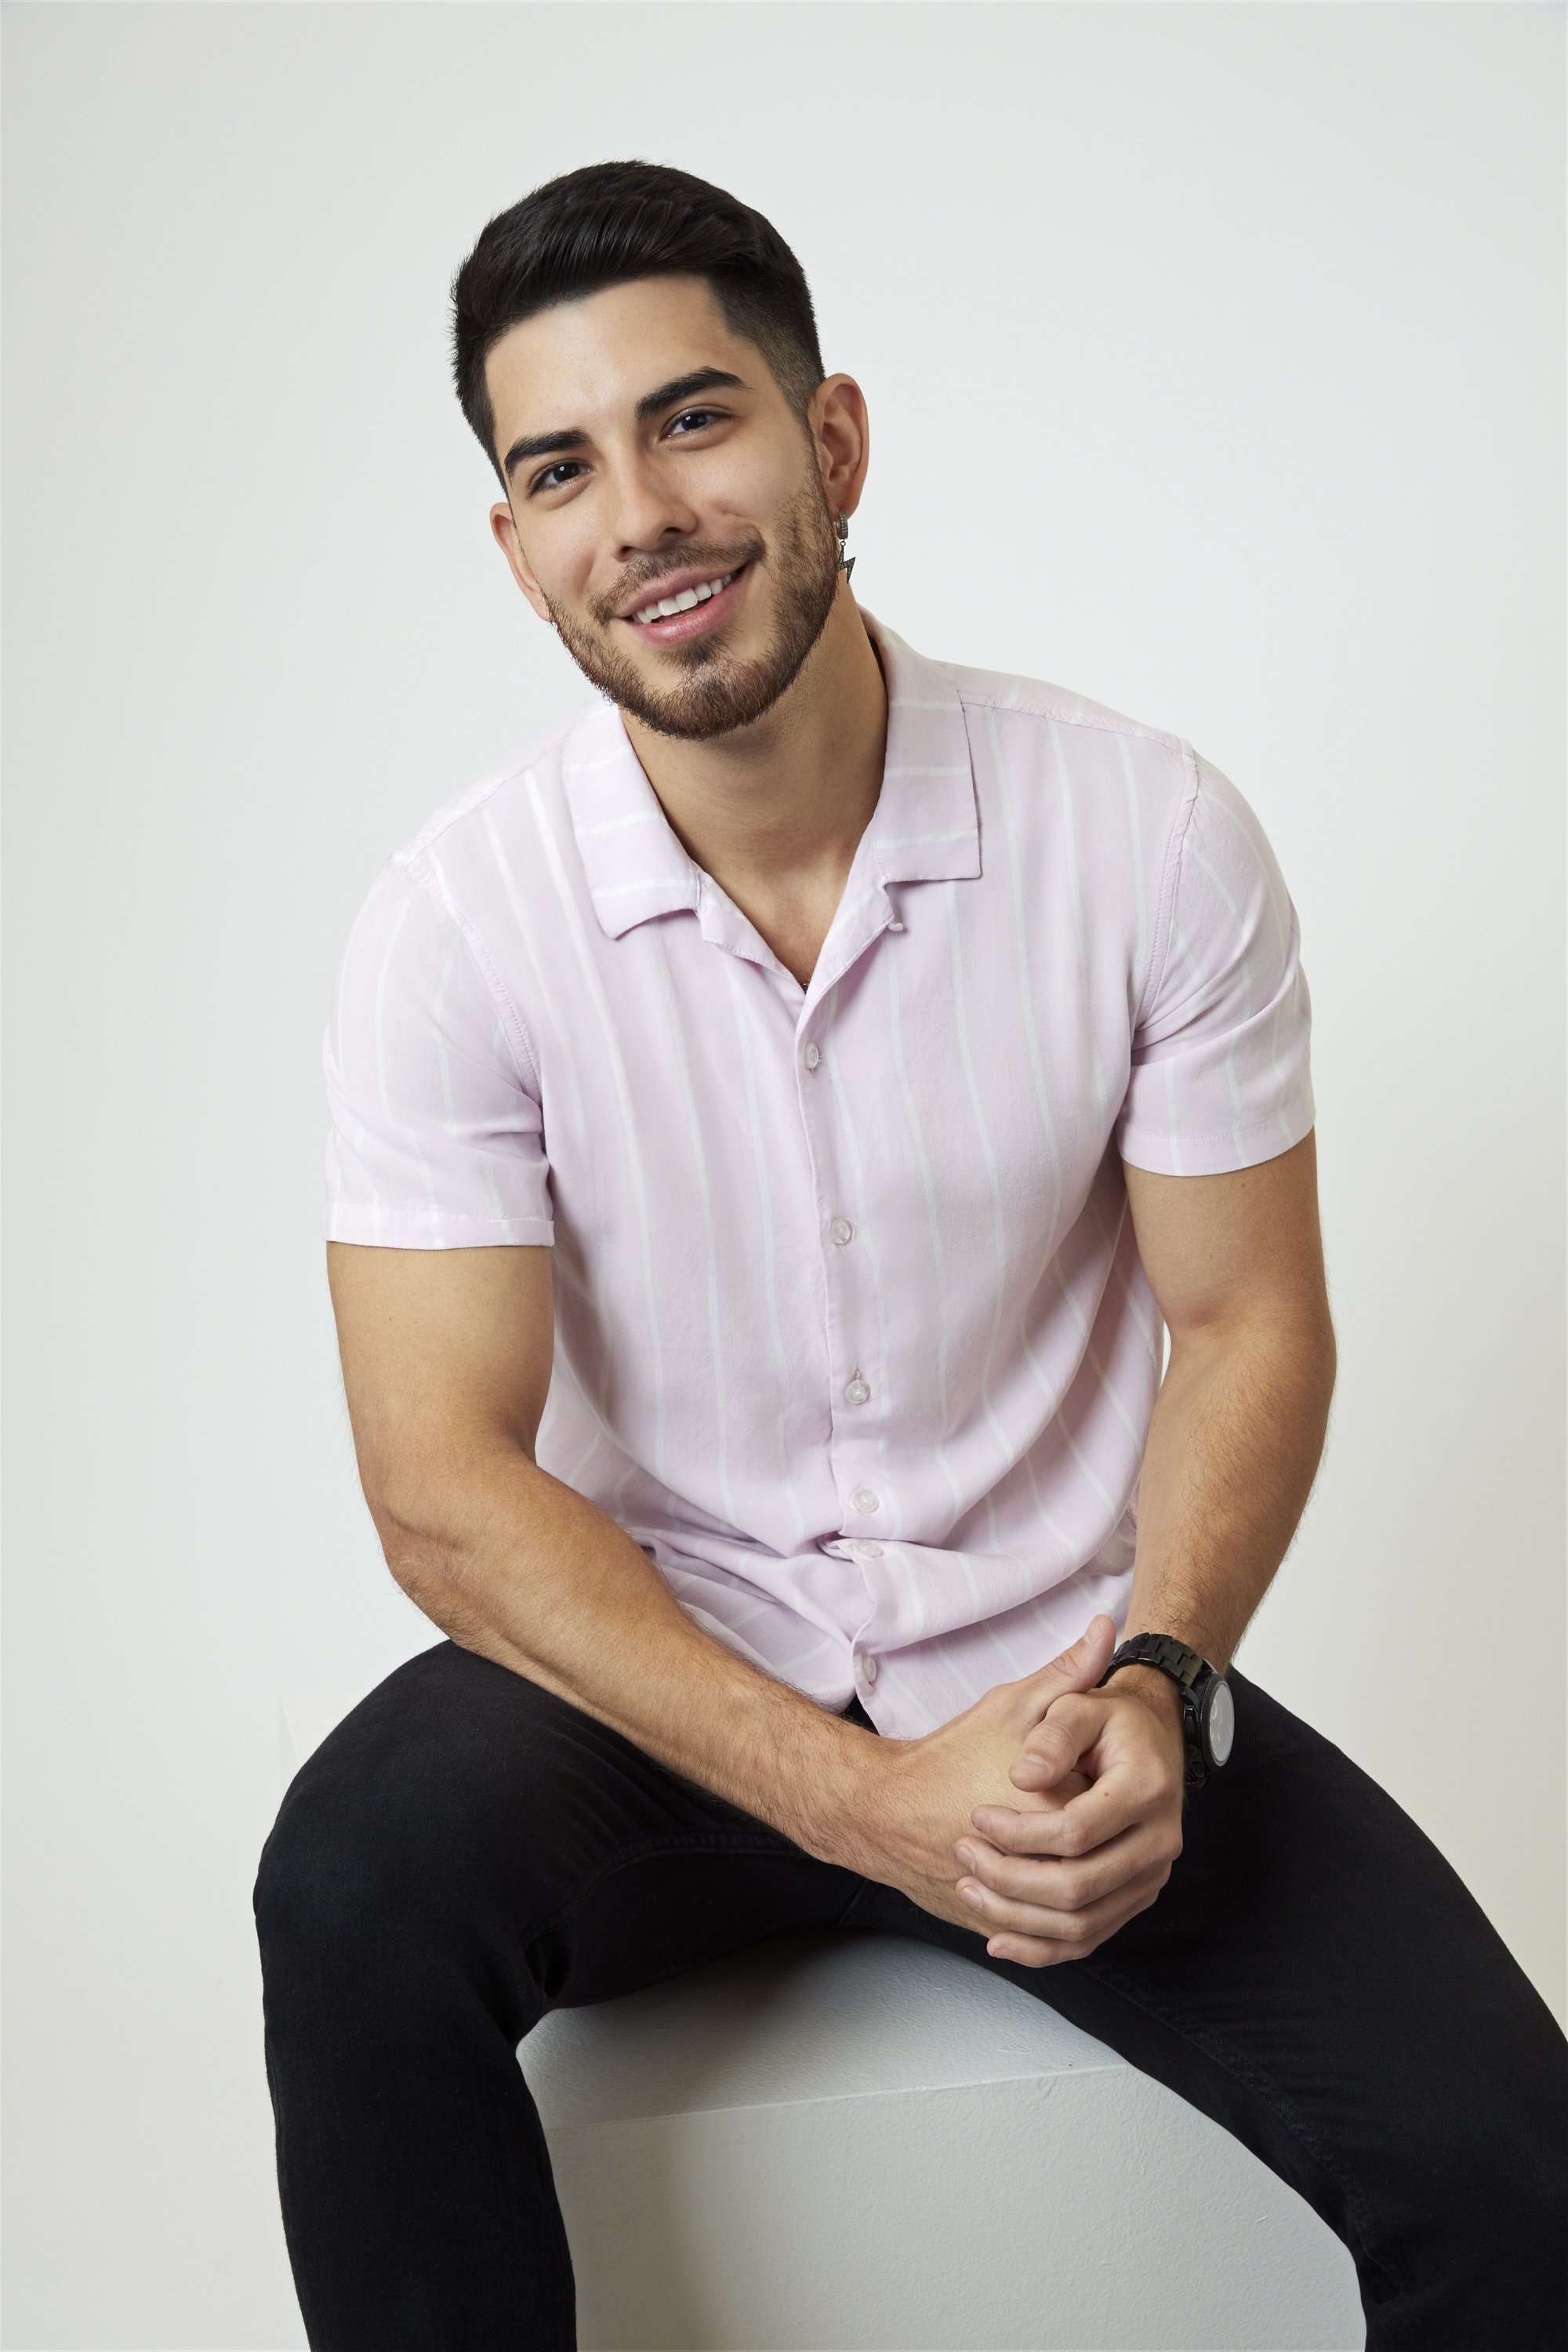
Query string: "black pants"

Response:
xmin=254 ymin=1640 xmax=1566 ymax=2350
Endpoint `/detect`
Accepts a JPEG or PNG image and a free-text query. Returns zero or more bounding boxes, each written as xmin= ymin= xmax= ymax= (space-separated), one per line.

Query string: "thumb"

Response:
xmin=1016 ymin=1613 xmax=1117 ymax=1722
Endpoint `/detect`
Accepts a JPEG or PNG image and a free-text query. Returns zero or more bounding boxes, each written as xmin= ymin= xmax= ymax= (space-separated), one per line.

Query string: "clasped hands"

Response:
xmin=865 ymin=1613 xmax=1188 ymax=1969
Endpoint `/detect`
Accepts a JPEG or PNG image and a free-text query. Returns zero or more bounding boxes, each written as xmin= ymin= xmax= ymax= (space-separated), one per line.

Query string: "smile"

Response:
xmin=620 ymin=563 xmax=750 ymax=644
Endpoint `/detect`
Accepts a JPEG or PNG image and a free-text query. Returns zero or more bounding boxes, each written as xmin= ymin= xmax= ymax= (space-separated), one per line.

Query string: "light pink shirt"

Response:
xmin=323 ymin=610 xmax=1314 ymax=1734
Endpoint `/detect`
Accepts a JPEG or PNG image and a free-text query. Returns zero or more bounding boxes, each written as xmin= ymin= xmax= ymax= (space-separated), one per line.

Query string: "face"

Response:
xmin=485 ymin=275 xmax=863 ymax=740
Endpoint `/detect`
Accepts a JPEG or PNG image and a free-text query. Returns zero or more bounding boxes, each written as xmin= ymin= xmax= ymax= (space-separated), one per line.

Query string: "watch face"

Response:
xmin=1206 ymin=1677 xmax=1236 ymax=1767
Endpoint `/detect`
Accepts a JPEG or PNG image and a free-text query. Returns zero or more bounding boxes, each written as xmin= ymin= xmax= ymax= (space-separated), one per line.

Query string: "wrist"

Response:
xmin=1102 ymin=1660 xmax=1185 ymax=1742
xmin=803 ymin=1716 xmax=912 ymax=1875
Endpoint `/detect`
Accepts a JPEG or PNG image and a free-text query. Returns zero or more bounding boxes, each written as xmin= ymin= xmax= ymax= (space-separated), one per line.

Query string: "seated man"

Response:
xmin=253 ymin=158 xmax=1567 ymax=2350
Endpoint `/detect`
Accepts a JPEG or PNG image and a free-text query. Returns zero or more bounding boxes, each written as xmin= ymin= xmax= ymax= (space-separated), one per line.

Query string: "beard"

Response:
xmin=542 ymin=470 xmax=844 ymax=741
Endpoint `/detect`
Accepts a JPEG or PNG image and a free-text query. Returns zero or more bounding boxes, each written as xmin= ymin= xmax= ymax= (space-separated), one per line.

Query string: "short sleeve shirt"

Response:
xmin=323 ymin=610 xmax=1314 ymax=1733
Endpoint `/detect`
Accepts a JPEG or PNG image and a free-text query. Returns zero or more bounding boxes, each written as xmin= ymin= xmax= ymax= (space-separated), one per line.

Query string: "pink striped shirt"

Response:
xmin=323 ymin=610 xmax=1314 ymax=1734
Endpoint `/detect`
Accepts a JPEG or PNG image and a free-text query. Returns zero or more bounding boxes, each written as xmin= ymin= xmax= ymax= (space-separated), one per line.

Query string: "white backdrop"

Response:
xmin=4 ymin=5 xmax=1563 ymax=2347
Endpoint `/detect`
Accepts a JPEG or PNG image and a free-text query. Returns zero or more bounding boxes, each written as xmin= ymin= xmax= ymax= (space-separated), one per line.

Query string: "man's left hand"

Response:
xmin=951 ymin=1666 xmax=1188 ymax=1968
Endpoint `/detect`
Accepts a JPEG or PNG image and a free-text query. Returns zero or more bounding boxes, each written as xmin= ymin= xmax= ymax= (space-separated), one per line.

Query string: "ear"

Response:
xmin=489 ymin=499 xmax=555 ymax=628
xmin=808 ymin=372 xmax=870 ymax=522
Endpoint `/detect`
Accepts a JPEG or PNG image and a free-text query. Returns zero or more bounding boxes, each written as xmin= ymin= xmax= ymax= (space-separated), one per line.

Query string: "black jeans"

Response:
xmin=254 ymin=1640 xmax=1566 ymax=2350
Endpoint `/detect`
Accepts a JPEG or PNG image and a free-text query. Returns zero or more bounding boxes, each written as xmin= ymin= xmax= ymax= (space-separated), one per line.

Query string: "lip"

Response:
xmin=617 ymin=561 xmax=750 ymax=647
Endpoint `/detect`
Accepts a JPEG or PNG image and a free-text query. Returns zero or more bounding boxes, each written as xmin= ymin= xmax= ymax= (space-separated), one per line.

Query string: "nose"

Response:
xmin=606 ymin=450 xmax=700 ymax=563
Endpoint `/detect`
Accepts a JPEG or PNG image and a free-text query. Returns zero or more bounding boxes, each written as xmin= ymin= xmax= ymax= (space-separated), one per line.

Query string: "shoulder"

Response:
xmin=385 ymin=695 xmax=602 ymax=886
xmin=936 ymin=649 xmax=1200 ymax=863
xmin=337 ymin=694 xmax=611 ymax=965
xmin=949 ymin=652 xmax=1195 ymax=818
xmin=949 ymin=653 xmax=1187 ymax=760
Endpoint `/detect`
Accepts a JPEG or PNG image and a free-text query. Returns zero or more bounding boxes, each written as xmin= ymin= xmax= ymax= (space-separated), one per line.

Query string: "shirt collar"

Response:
xmin=564 ymin=606 xmax=980 ymax=942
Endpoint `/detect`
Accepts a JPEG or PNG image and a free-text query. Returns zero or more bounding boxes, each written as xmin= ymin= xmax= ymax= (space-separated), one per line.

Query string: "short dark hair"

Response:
xmin=450 ymin=160 xmax=826 ymax=486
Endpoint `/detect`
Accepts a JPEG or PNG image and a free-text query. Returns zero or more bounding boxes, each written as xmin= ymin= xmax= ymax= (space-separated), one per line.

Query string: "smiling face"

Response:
xmin=485 ymin=274 xmax=858 ymax=740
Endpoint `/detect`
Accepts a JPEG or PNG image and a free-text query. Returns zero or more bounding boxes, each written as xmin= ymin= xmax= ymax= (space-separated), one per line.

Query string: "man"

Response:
xmin=255 ymin=161 xmax=1566 ymax=2350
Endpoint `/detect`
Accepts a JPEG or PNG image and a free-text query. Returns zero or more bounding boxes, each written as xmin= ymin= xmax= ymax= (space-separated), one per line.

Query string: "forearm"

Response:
xmin=1116 ymin=1311 xmax=1336 ymax=1679
xmin=377 ymin=1448 xmax=888 ymax=1871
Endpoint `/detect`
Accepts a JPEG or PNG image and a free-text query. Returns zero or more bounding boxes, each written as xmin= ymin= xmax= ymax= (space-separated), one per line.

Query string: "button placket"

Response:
xmin=794 ymin=1003 xmax=884 ymax=1556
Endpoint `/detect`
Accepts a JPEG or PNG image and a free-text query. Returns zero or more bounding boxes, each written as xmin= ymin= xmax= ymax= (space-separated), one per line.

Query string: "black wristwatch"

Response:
xmin=1095 ymin=1633 xmax=1235 ymax=1791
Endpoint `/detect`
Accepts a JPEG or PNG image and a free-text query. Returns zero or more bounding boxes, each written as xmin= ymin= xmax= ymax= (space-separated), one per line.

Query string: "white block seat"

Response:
xmin=522 ymin=1925 xmax=1363 ymax=2352
xmin=281 ymin=1695 xmax=1363 ymax=2350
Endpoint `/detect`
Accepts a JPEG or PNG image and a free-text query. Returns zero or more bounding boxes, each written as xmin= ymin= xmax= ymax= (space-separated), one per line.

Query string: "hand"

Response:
xmin=844 ymin=1616 xmax=1119 ymax=1939
xmin=954 ymin=1661 xmax=1188 ymax=1968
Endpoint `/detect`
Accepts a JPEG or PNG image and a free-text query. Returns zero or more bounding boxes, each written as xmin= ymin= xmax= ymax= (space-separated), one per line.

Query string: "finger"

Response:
xmin=983 ymin=1934 xmax=1075 ymax=1969
xmin=974 ymin=1763 xmax=1151 ymax=1858
xmin=1011 ymin=1615 xmax=1118 ymax=1719
xmin=1008 ymin=1693 xmax=1109 ymax=1789
xmin=957 ymin=1859 xmax=1170 ymax=1950
xmin=956 ymin=1819 xmax=1175 ymax=1911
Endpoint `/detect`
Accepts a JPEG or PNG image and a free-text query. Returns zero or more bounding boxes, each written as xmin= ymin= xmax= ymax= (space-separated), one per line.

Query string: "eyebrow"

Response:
xmin=501 ymin=367 xmax=750 ymax=482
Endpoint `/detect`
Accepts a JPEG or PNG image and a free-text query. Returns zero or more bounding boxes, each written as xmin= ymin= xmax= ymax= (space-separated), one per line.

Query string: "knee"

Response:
xmin=252 ymin=1649 xmax=562 ymax=1989
xmin=254 ymin=1684 xmax=470 ymax=1983
xmin=252 ymin=1744 xmax=420 ymax=1987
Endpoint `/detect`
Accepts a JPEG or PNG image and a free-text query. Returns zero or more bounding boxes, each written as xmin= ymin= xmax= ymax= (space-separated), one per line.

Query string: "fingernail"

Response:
xmin=956 ymin=1845 xmax=978 ymax=1872
xmin=960 ymin=1884 xmax=984 ymax=1907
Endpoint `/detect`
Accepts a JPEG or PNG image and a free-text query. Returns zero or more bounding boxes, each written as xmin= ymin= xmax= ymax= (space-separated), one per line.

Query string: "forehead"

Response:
xmin=484 ymin=274 xmax=763 ymax=445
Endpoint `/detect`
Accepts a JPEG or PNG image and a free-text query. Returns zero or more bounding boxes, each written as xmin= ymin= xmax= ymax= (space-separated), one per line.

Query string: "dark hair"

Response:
xmin=450 ymin=160 xmax=826 ymax=486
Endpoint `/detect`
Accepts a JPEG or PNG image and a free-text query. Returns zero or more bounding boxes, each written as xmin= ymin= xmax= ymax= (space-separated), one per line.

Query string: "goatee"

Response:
xmin=544 ymin=474 xmax=844 ymax=741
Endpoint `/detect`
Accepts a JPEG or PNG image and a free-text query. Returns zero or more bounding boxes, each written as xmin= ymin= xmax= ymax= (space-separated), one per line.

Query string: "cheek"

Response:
xmin=701 ymin=450 xmax=797 ymax=535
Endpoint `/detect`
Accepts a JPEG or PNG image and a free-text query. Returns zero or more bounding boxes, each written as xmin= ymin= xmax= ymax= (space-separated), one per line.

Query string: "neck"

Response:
xmin=619 ymin=585 xmax=888 ymax=909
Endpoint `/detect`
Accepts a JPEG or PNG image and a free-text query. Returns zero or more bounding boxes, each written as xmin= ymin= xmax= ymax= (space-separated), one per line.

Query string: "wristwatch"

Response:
xmin=1095 ymin=1633 xmax=1235 ymax=1790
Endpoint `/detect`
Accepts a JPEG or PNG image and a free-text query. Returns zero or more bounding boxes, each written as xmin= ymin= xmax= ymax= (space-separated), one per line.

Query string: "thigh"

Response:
xmin=844 ymin=1667 xmax=1568 ymax=2343
xmin=260 ymin=1639 xmax=867 ymax=2022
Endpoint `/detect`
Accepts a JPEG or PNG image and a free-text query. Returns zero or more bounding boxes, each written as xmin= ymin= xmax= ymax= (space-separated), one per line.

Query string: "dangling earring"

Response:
xmin=836 ymin=510 xmax=856 ymax=583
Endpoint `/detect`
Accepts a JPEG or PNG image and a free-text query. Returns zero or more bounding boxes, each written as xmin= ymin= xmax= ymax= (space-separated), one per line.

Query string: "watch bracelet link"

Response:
xmin=1094 ymin=1632 xmax=1216 ymax=1788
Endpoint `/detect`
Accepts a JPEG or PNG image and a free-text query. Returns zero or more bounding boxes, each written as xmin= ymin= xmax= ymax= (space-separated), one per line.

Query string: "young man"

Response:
xmin=255 ymin=162 xmax=1566 ymax=2350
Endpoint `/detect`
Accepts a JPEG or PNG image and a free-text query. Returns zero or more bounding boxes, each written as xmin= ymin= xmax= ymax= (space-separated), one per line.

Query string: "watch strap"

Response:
xmin=1095 ymin=1632 xmax=1220 ymax=1787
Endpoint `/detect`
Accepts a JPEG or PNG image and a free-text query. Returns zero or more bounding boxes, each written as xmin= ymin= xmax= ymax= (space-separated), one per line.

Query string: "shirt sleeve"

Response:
xmin=1115 ymin=750 xmax=1315 ymax=1177
xmin=321 ymin=851 xmax=554 ymax=1247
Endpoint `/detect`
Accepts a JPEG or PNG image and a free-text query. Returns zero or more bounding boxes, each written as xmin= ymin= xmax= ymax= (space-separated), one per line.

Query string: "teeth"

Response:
xmin=631 ymin=568 xmax=736 ymax=625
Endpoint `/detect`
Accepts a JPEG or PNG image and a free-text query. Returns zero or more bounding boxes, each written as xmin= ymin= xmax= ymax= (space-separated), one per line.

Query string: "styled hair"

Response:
xmin=450 ymin=160 xmax=826 ymax=485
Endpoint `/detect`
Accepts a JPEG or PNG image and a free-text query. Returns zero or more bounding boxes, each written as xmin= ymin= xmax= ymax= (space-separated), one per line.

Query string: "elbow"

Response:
xmin=372 ymin=1499 xmax=466 ymax=1617
xmin=358 ymin=1453 xmax=477 ymax=1606
xmin=363 ymin=1443 xmax=535 ymax=1621
xmin=1308 ymin=1301 xmax=1338 ymax=1405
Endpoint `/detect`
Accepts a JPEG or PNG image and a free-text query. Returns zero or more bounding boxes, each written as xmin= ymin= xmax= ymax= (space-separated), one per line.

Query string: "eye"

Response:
xmin=529 ymin=460 xmax=585 ymax=496
xmin=668 ymin=407 xmax=723 ymax=435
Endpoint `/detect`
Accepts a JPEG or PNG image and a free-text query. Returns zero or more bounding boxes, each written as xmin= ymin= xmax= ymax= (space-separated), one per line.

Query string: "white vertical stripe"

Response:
xmin=819 ymin=984 xmax=896 ymax=1541
xmin=517 ymin=775 xmax=673 ymax=1491
xmin=650 ymin=926 xmax=739 ymax=1532
xmin=722 ymin=953 xmax=811 ymax=1549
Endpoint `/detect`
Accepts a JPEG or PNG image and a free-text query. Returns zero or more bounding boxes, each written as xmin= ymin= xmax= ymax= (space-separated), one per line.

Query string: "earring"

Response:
xmin=836 ymin=510 xmax=856 ymax=583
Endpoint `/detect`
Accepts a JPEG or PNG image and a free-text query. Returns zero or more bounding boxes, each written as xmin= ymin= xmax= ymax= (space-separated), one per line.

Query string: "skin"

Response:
xmin=485 ymin=273 xmax=887 ymax=989
xmin=325 ymin=271 xmax=1338 ymax=1972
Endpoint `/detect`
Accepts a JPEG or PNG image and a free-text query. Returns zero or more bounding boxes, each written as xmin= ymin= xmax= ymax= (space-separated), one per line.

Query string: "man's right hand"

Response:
xmin=841 ymin=1615 xmax=1120 ymax=1937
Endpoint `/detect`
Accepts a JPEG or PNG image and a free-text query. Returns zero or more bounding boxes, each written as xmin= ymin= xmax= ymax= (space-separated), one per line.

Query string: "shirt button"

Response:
xmin=804 ymin=1043 xmax=821 ymax=1069
xmin=861 ymin=1654 xmax=879 ymax=1686
xmin=829 ymin=1217 xmax=853 ymax=1246
xmin=844 ymin=1377 xmax=870 ymax=1406
xmin=850 ymin=1486 xmax=880 ymax=1514
xmin=887 ymin=920 xmax=904 ymax=932
xmin=857 ymin=1542 xmax=884 ymax=1559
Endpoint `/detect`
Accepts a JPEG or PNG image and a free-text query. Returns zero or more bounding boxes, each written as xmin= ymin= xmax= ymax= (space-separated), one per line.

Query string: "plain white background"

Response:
xmin=3 ymin=4 xmax=1563 ymax=2346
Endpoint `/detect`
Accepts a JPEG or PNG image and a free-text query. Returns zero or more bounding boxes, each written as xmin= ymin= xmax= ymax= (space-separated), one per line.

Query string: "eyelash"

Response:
xmin=530 ymin=408 xmax=724 ymax=496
